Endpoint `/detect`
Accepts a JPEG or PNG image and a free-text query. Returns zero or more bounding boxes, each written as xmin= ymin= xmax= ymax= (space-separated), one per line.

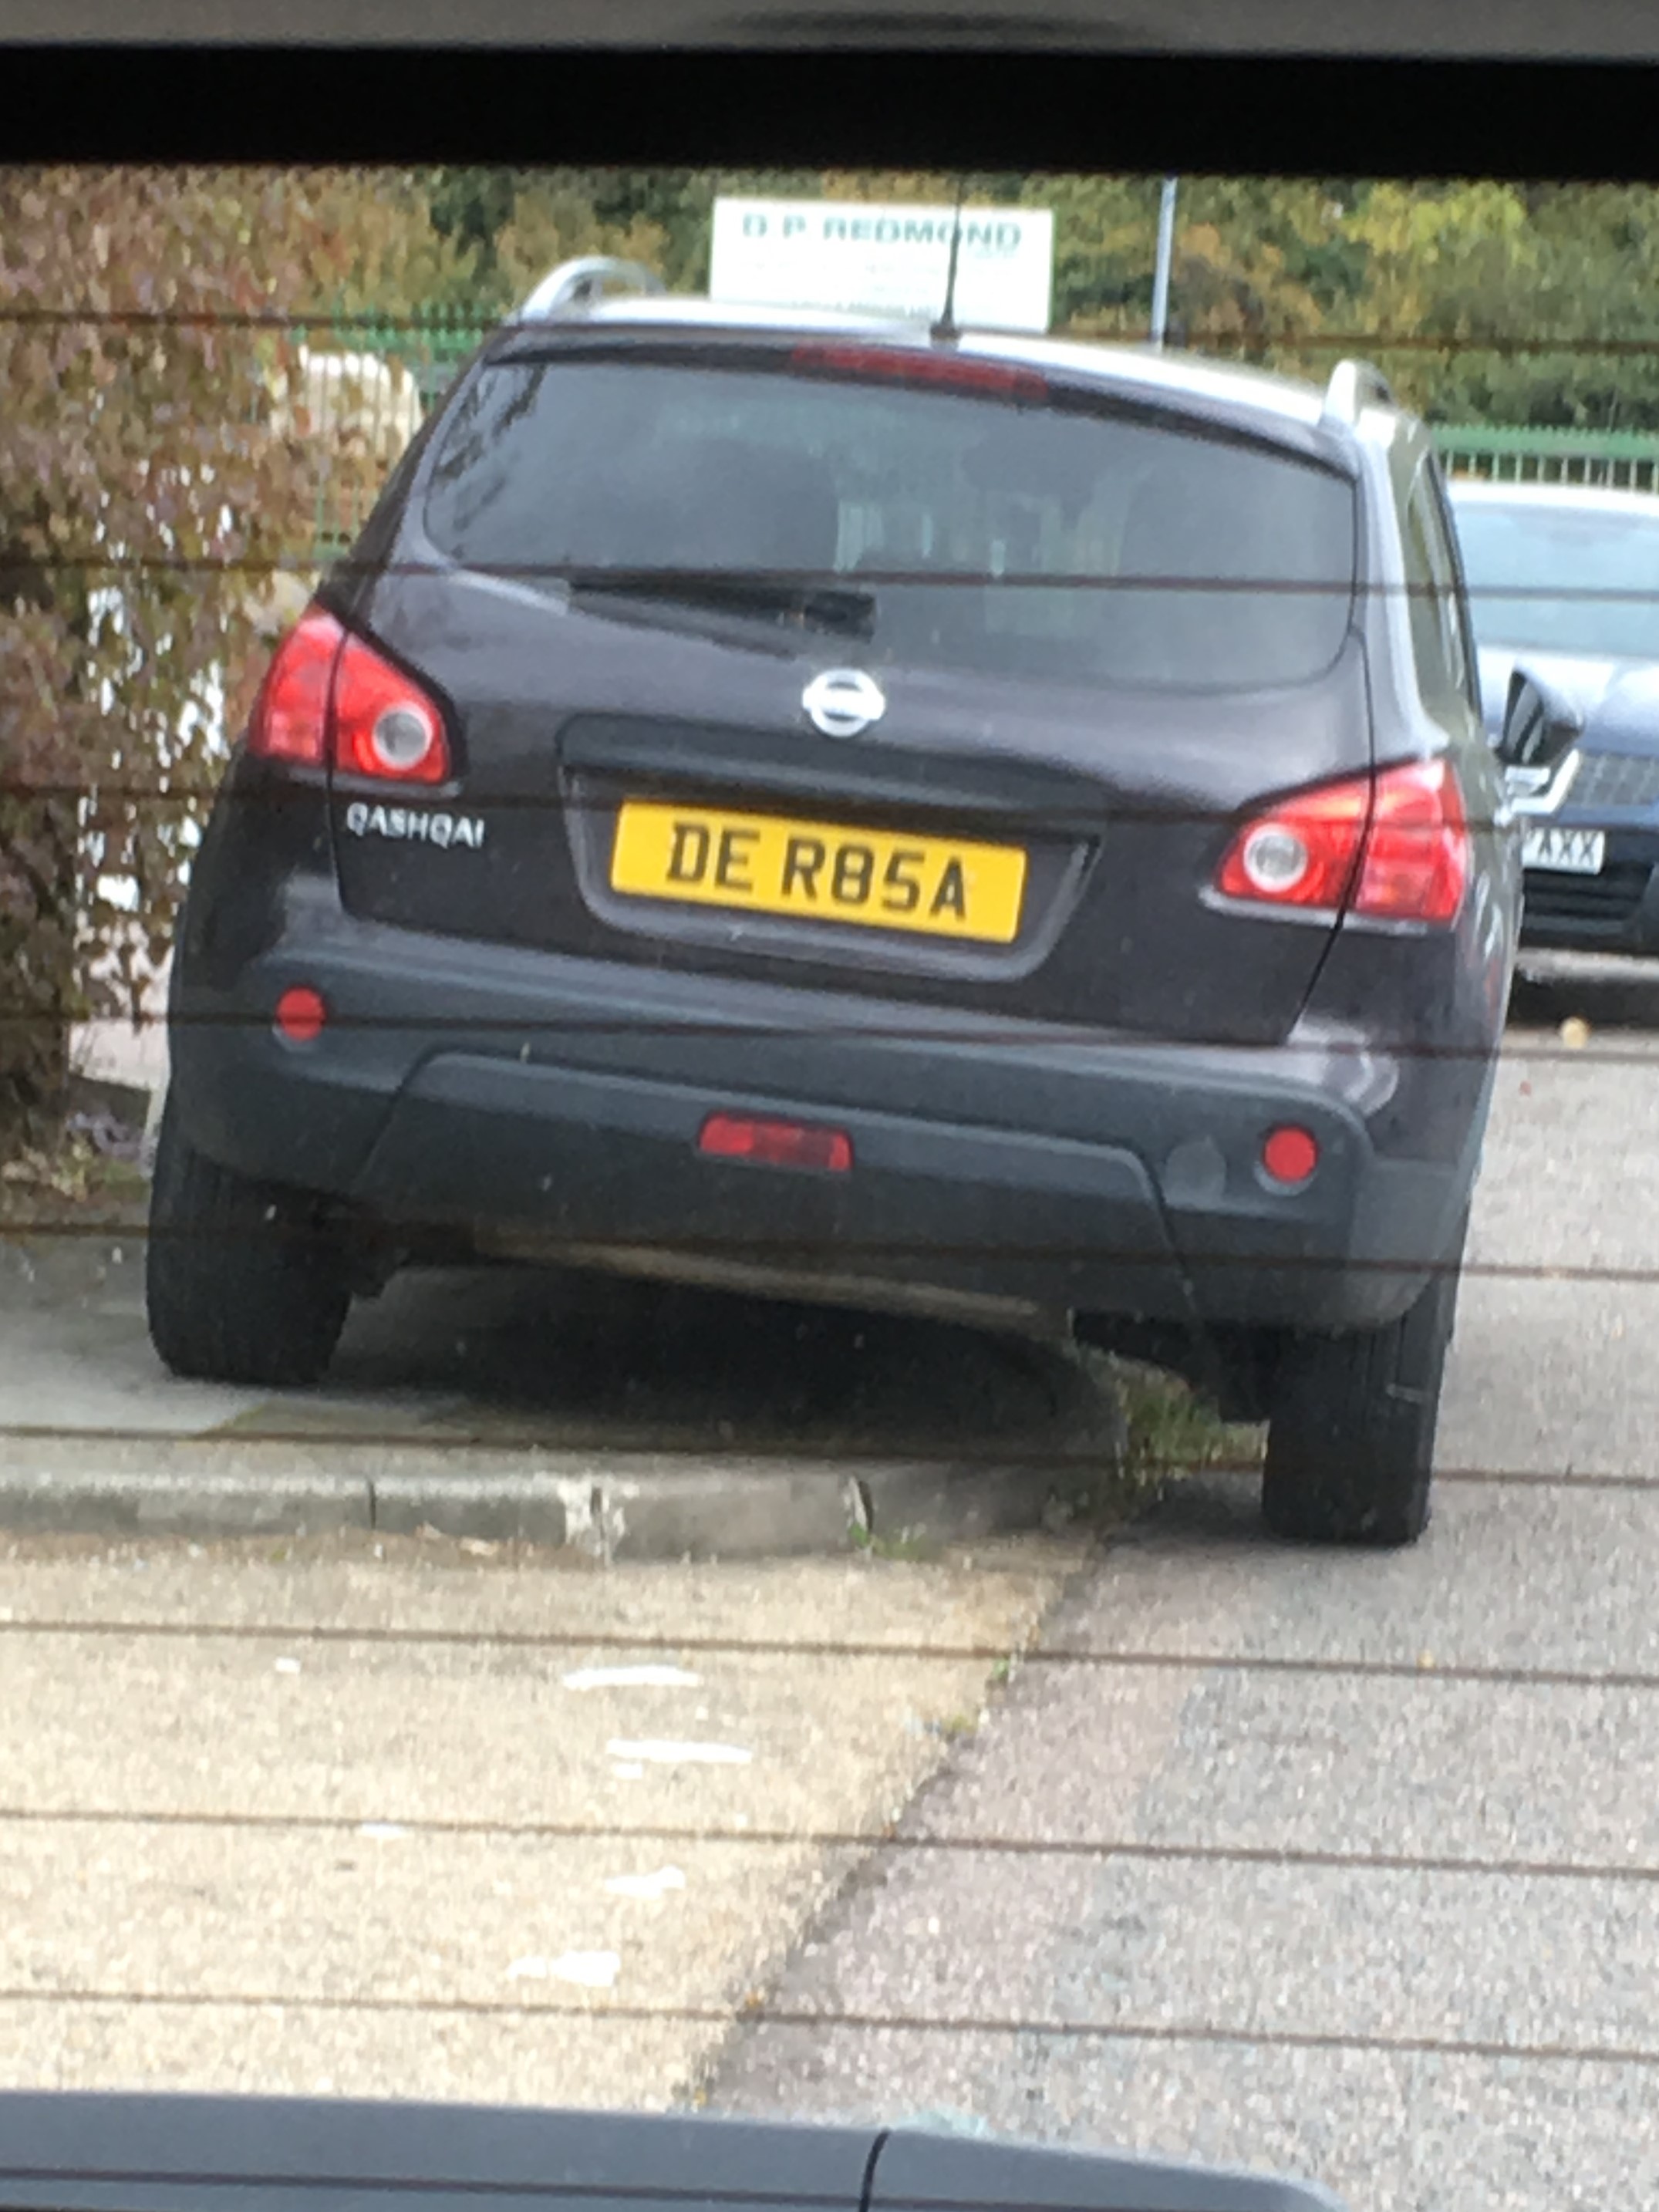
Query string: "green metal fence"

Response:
xmin=1434 ymin=423 xmax=1659 ymax=493
xmin=351 ymin=308 xmax=496 ymax=404
xmin=304 ymin=312 xmax=494 ymax=562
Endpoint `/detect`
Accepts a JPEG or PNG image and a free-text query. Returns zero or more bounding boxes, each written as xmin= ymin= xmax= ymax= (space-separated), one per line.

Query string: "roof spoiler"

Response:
xmin=514 ymin=255 xmax=668 ymax=322
xmin=1321 ymin=359 xmax=1394 ymax=426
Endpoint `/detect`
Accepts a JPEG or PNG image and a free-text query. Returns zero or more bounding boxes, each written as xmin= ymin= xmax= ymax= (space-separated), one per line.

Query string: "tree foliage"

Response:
xmin=0 ymin=167 xmax=464 ymax=1141
xmin=421 ymin=164 xmax=1659 ymax=423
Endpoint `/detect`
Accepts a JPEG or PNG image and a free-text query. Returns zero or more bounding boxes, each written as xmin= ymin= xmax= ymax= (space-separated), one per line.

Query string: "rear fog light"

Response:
xmin=275 ymin=986 xmax=327 ymax=1044
xmin=1260 ymin=1125 xmax=1320 ymax=1187
xmin=699 ymin=1114 xmax=853 ymax=1173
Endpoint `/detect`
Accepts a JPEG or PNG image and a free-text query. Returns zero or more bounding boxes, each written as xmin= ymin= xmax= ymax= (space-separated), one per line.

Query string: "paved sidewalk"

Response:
xmin=0 ymin=1529 xmax=1079 ymax=2105
xmin=0 ymin=1235 xmax=1126 ymax=1553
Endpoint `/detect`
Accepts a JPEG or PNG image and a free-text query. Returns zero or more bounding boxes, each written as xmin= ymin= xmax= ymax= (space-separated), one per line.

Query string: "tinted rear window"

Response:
xmin=423 ymin=354 xmax=1358 ymax=690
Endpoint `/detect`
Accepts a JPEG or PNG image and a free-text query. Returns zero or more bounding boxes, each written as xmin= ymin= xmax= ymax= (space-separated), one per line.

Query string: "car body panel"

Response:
xmin=329 ymin=558 xmax=1383 ymax=1046
xmin=0 ymin=2091 xmax=1347 ymax=2212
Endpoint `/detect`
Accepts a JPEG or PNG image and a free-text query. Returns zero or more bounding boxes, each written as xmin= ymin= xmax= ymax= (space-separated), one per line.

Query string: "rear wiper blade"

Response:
xmin=564 ymin=568 xmax=876 ymax=637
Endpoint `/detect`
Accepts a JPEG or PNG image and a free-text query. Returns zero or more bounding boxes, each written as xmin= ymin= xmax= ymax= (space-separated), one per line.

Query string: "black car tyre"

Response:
xmin=1261 ymin=1209 xmax=1468 ymax=1548
xmin=146 ymin=1100 xmax=352 ymax=1387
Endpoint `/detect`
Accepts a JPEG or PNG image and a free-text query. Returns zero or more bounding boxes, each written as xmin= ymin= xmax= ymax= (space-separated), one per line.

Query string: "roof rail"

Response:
xmin=1322 ymin=359 xmax=1394 ymax=426
xmin=514 ymin=256 xmax=668 ymax=321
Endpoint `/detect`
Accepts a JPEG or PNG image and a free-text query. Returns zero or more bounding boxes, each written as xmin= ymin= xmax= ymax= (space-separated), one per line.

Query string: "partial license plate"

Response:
xmin=1522 ymin=824 xmax=1606 ymax=875
xmin=609 ymin=801 xmax=1029 ymax=945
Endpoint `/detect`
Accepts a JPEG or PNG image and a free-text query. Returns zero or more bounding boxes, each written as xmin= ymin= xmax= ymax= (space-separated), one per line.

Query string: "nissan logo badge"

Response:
xmin=802 ymin=668 xmax=887 ymax=739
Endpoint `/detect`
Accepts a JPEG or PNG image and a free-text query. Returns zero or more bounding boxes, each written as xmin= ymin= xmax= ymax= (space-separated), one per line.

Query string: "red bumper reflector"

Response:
xmin=274 ymin=986 xmax=327 ymax=1044
xmin=1261 ymin=1125 xmax=1320 ymax=1186
xmin=699 ymin=1114 xmax=853 ymax=1173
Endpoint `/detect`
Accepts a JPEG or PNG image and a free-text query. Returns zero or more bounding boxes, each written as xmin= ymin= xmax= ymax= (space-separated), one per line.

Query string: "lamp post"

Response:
xmin=1151 ymin=176 xmax=1178 ymax=349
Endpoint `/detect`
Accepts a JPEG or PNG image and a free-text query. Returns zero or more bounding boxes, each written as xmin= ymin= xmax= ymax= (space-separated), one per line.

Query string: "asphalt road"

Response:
xmin=709 ymin=956 xmax=1659 ymax=2212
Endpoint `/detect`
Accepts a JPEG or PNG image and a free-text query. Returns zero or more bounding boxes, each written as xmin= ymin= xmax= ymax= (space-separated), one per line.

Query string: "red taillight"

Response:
xmin=274 ymin=986 xmax=327 ymax=1044
xmin=246 ymin=602 xmax=450 ymax=785
xmin=1216 ymin=759 xmax=1468 ymax=926
xmin=1216 ymin=777 xmax=1368 ymax=912
xmin=247 ymin=609 xmax=342 ymax=766
xmin=331 ymin=629 xmax=450 ymax=784
xmin=699 ymin=1114 xmax=853 ymax=1174
xmin=1354 ymin=757 xmax=1468 ymax=925
xmin=787 ymin=342 xmax=1047 ymax=400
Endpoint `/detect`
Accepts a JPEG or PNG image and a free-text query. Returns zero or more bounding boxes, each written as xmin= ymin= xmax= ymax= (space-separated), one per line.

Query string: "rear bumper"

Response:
xmin=169 ymin=899 xmax=1479 ymax=1338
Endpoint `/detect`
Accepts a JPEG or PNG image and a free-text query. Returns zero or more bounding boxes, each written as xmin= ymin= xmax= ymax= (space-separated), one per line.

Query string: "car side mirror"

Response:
xmin=0 ymin=2094 xmax=1350 ymax=2212
xmin=1498 ymin=666 xmax=1583 ymax=802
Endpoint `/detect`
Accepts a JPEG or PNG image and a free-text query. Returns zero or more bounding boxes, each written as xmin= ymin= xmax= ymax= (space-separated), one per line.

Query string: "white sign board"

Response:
xmin=710 ymin=198 xmax=1054 ymax=334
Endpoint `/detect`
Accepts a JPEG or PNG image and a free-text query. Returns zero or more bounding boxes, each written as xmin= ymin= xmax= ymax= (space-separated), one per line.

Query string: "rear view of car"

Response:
xmin=147 ymin=265 xmax=1518 ymax=1547
xmin=1451 ymin=477 xmax=1659 ymax=950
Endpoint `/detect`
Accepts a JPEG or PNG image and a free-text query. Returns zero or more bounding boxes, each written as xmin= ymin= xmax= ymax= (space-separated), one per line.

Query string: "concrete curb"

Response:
xmin=0 ymin=1427 xmax=1125 ymax=1559
xmin=0 ymin=1465 xmax=370 ymax=1541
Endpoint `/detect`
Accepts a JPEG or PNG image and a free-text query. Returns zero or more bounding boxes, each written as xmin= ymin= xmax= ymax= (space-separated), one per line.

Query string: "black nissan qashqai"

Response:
xmin=147 ymin=257 xmax=1519 ymax=1547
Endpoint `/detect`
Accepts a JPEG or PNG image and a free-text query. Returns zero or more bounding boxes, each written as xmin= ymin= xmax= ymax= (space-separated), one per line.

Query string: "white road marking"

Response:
xmin=563 ymin=1665 xmax=702 ymax=1691
xmin=506 ymin=1951 xmax=621 ymax=1988
xmin=603 ymin=1866 xmax=687 ymax=1900
xmin=606 ymin=1738 xmax=753 ymax=1766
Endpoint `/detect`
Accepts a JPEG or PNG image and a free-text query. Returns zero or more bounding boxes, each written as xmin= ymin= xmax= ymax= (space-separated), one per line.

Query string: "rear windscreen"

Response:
xmin=422 ymin=355 xmax=1358 ymax=690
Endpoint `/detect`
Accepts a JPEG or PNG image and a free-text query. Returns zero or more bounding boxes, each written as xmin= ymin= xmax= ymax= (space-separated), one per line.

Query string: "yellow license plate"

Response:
xmin=609 ymin=801 xmax=1027 ymax=945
